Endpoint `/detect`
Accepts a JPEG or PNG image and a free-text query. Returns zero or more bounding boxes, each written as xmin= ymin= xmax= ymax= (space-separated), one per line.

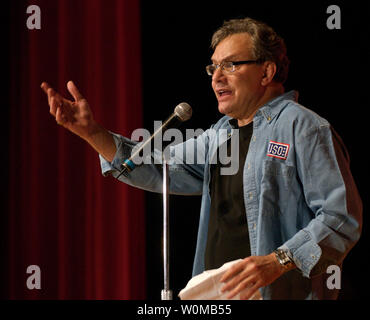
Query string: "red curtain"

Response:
xmin=7 ymin=0 xmax=145 ymax=299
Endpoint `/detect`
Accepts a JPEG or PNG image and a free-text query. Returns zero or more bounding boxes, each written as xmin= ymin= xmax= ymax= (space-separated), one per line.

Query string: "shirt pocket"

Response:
xmin=260 ymin=159 xmax=296 ymax=217
xmin=262 ymin=159 xmax=295 ymax=191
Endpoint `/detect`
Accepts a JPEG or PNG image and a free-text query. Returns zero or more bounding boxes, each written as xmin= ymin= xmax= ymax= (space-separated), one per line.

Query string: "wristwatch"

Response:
xmin=274 ymin=249 xmax=294 ymax=270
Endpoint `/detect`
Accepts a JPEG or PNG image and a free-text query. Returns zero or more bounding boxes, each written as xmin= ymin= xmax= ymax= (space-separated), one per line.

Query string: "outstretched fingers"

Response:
xmin=67 ymin=81 xmax=84 ymax=102
xmin=41 ymin=82 xmax=63 ymax=115
xmin=40 ymin=82 xmax=51 ymax=95
xmin=55 ymin=104 xmax=65 ymax=125
xmin=49 ymin=96 xmax=59 ymax=117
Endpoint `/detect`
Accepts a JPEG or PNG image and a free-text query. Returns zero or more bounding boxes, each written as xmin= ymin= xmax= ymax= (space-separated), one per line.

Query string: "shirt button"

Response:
xmin=311 ymin=254 xmax=316 ymax=260
xmin=252 ymin=135 xmax=256 ymax=142
xmin=252 ymin=223 xmax=256 ymax=230
xmin=249 ymin=192 xmax=253 ymax=199
xmin=247 ymin=163 xmax=251 ymax=170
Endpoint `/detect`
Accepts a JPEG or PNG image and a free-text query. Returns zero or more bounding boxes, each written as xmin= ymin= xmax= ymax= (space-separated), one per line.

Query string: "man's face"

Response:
xmin=211 ymin=33 xmax=265 ymax=120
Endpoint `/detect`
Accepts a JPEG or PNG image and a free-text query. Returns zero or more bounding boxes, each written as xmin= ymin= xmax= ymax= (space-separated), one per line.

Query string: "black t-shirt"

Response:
xmin=204 ymin=122 xmax=253 ymax=270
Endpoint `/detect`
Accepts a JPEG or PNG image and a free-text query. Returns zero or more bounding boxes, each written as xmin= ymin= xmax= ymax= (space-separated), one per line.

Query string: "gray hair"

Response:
xmin=211 ymin=17 xmax=290 ymax=84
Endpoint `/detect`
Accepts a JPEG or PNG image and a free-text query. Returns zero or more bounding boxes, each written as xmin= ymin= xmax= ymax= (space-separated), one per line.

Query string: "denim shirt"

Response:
xmin=100 ymin=91 xmax=362 ymax=299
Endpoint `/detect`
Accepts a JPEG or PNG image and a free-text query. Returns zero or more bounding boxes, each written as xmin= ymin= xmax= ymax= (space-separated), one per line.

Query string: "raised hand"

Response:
xmin=41 ymin=81 xmax=96 ymax=140
xmin=41 ymin=80 xmax=117 ymax=162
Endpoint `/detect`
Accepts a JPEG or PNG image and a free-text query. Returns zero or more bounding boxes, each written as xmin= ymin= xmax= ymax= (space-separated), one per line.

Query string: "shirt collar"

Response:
xmin=258 ymin=90 xmax=298 ymax=123
xmin=227 ymin=90 xmax=298 ymax=128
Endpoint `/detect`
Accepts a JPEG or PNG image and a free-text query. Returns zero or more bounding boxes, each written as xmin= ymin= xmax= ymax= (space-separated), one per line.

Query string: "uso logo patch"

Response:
xmin=267 ymin=141 xmax=290 ymax=160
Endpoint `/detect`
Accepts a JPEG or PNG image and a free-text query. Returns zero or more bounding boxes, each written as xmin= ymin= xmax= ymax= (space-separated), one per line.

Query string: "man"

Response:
xmin=41 ymin=17 xmax=362 ymax=299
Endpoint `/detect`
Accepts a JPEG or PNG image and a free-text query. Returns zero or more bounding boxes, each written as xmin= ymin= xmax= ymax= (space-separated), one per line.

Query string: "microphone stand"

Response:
xmin=161 ymin=156 xmax=172 ymax=300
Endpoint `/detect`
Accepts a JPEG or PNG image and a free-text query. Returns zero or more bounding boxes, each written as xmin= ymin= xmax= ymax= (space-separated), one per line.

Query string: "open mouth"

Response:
xmin=217 ymin=89 xmax=232 ymax=100
xmin=218 ymin=90 xmax=231 ymax=96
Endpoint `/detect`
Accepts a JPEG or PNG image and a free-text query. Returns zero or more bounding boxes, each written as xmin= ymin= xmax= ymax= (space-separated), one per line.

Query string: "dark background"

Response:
xmin=140 ymin=0 xmax=369 ymax=299
xmin=2 ymin=0 xmax=369 ymax=300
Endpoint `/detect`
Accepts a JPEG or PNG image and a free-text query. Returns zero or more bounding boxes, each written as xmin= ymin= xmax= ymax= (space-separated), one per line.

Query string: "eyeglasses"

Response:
xmin=205 ymin=60 xmax=262 ymax=76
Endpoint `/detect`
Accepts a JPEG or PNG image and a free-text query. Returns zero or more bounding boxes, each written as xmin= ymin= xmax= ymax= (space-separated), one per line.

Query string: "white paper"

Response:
xmin=179 ymin=259 xmax=262 ymax=300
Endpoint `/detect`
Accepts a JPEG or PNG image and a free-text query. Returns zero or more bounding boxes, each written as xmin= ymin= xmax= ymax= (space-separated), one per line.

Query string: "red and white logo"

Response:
xmin=267 ymin=141 xmax=290 ymax=160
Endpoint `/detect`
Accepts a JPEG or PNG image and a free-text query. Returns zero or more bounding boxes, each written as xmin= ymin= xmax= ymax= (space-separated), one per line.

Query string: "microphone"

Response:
xmin=117 ymin=102 xmax=192 ymax=178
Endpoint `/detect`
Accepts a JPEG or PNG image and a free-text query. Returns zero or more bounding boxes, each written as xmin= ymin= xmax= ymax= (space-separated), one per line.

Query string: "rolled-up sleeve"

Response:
xmin=98 ymin=130 xmax=209 ymax=195
xmin=99 ymin=132 xmax=136 ymax=176
xmin=283 ymin=124 xmax=362 ymax=278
